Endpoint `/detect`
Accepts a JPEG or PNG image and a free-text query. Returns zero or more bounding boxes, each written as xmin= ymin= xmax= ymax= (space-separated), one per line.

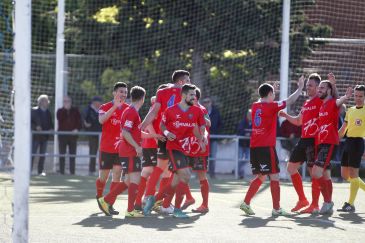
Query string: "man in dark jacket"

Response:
xmin=57 ymin=96 xmax=81 ymax=175
xmin=31 ymin=94 xmax=53 ymax=176
xmin=83 ymin=96 xmax=102 ymax=175
xmin=202 ymin=97 xmax=223 ymax=178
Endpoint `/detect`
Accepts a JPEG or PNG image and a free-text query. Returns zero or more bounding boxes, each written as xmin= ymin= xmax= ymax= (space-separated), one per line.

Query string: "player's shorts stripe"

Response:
xmin=324 ymin=144 xmax=334 ymax=170
xmin=168 ymin=150 xmax=177 ymax=171
xmin=270 ymin=147 xmax=277 ymax=174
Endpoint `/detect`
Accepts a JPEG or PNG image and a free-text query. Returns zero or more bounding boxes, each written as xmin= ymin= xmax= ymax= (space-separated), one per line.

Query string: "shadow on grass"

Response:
xmin=291 ymin=214 xmax=346 ymax=230
xmin=73 ymin=212 xmax=201 ymax=231
xmin=29 ymin=175 xmax=250 ymax=204
xmin=239 ymin=215 xmax=293 ymax=229
xmin=333 ymin=212 xmax=365 ymax=225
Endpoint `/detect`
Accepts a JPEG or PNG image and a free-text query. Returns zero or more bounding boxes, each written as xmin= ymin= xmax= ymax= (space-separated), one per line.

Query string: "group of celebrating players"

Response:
xmin=95 ymin=70 xmax=209 ymax=218
xmin=93 ymin=68 xmax=365 ymax=218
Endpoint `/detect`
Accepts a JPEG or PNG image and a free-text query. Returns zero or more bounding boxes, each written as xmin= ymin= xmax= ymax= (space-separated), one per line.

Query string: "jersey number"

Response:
xmin=254 ymin=109 xmax=262 ymax=127
xmin=167 ymin=95 xmax=176 ymax=108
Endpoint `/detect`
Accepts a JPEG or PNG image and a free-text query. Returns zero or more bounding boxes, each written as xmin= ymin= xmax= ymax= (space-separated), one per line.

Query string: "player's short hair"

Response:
xmin=321 ymin=80 xmax=333 ymax=90
xmin=157 ymin=84 xmax=169 ymax=90
xmin=130 ymin=86 xmax=146 ymax=102
xmin=308 ymin=73 xmax=321 ymax=85
xmin=354 ymin=85 xmax=365 ymax=94
xmin=196 ymin=87 xmax=201 ymax=100
xmin=172 ymin=70 xmax=190 ymax=83
xmin=258 ymin=83 xmax=274 ymax=98
xmin=181 ymin=84 xmax=196 ymax=95
xmin=113 ymin=82 xmax=127 ymax=91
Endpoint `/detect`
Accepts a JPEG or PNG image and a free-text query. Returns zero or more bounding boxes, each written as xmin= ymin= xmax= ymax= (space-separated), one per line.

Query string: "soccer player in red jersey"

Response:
xmin=95 ymin=82 xmax=129 ymax=215
xmin=134 ymin=96 xmax=158 ymax=211
xmin=188 ymin=87 xmax=211 ymax=213
xmin=279 ymin=73 xmax=323 ymax=213
xmin=312 ymin=77 xmax=352 ymax=214
xmin=134 ymin=93 xmax=171 ymax=211
xmin=240 ymin=77 xmax=304 ymax=216
xmin=148 ymin=84 xmax=206 ymax=218
xmin=167 ymin=87 xmax=211 ymax=214
xmin=98 ymin=86 xmax=163 ymax=217
xmin=141 ymin=70 xmax=191 ymax=214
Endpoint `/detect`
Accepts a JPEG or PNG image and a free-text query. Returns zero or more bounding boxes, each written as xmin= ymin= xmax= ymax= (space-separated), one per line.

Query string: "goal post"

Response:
xmin=13 ymin=0 xmax=32 ymax=242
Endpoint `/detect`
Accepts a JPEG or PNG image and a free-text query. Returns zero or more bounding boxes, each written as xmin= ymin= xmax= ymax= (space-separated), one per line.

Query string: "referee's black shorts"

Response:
xmin=341 ymin=137 xmax=364 ymax=169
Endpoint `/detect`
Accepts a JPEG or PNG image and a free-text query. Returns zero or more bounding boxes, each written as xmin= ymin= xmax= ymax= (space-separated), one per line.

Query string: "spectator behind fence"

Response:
xmin=83 ymin=96 xmax=102 ymax=175
xmin=57 ymin=96 xmax=81 ymax=175
xmin=202 ymin=96 xmax=223 ymax=179
xmin=31 ymin=94 xmax=53 ymax=176
xmin=280 ymin=118 xmax=301 ymax=153
xmin=237 ymin=109 xmax=252 ymax=178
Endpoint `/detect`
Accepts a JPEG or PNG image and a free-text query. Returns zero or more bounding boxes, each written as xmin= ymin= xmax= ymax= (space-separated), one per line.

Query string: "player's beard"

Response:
xmin=186 ymin=99 xmax=194 ymax=106
xmin=319 ymin=92 xmax=327 ymax=100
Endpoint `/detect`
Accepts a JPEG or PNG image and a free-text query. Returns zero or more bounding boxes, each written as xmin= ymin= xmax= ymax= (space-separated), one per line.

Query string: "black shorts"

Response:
xmin=314 ymin=144 xmax=337 ymax=169
xmin=168 ymin=149 xmax=191 ymax=172
xmin=189 ymin=156 xmax=209 ymax=172
xmin=250 ymin=147 xmax=280 ymax=175
xmin=341 ymin=138 xmax=364 ymax=169
xmin=142 ymin=148 xmax=157 ymax=167
xmin=157 ymin=140 xmax=169 ymax=160
xmin=289 ymin=138 xmax=316 ymax=167
xmin=120 ymin=156 xmax=142 ymax=174
xmin=99 ymin=152 xmax=121 ymax=170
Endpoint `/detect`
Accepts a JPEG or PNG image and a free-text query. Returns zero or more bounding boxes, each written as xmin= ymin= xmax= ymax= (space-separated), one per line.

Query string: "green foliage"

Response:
xmin=28 ymin=0 xmax=332 ymax=133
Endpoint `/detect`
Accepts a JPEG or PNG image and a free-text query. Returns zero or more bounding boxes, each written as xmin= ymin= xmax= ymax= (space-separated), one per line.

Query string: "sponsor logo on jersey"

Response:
xmin=111 ymin=118 xmax=121 ymax=126
xmin=319 ymin=111 xmax=328 ymax=117
xmin=124 ymin=120 xmax=133 ymax=128
xmin=173 ymin=121 xmax=196 ymax=128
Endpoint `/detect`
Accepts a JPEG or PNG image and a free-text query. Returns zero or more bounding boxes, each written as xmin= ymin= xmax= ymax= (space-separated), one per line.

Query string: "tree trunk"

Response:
xmin=192 ymin=48 xmax=207 ymax=94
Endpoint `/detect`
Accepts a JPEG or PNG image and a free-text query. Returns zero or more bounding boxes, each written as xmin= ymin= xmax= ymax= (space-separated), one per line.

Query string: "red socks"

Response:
xmin=326 ymin=179 xmax=333 ymax=202
xmin=145 ymin=167 xmax=164 ymax=196
xmin=135 ymin=176 xmax=147 ymax=207
xmin=182 ymin=182 xmax=194 ymax=201
xmin=291 ymin=173 xmax=307 ymax=201
xmin=270 ymin=180 xmax=280 ymax=210
xmin=174 ymin=182 xmax=186 ymax=209
xmin=127 ymin=183 xmax=139 ymax=212
xmin=162 ymin=185 xmax=175 ymax=208
xmin=104 ymin=181 xmax=128 ymax=205
xmin=311 ymin=178 xmax=320 ymax=207
xmin=319 ymin=177 xmax=331 ymax=203
xmin=96 ymin=178 xmax=106 ymax=198
xmin=200 ymin=179 xmax=209 ymax=207
xmin=244 ymin=177 xmax=263 ymax=205
xmin=157 ymin=177 xmax=171 ymax=196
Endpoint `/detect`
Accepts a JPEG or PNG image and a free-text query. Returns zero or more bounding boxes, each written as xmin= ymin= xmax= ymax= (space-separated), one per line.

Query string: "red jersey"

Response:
xmin=250 ymin=101 xmax=286 ymax=148
xmin=119 ymin=106 xmax=141 ymax=157
xmin=142 ymin=106 xmax=158 ymax=149
xmin=99 ymin=102 xmax=129 ymax=153
xmin=162 ymin=104 xmax=205 ymax=155
xmin=300 ymin=96 xmax=323 ymax=138
xmin=317 ymin=98 xmax=340 ymax=145
xmin=154 ymin=86 xmax=182 ymax=134
xmin=190 ymin=103 xmax=210 ymax=157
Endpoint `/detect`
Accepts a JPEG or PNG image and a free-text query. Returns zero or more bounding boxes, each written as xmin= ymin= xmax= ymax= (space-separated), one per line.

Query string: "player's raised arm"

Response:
xmin=336 ymin=86 xmax=352 ymax=107
xmin=140 ymin=102 xmax=161 ymax=130
xmin=328 ymin=73 xmax=339 ymax=99
xmin=278 ymin=110 xmax=303 ymax=126
xmin=284 ymin=75 xmax=305 ymax=105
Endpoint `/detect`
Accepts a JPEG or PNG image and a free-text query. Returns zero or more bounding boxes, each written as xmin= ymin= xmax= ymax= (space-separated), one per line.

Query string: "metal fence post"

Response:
xmin=235 ymin=136 xmax=239 ymax=179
